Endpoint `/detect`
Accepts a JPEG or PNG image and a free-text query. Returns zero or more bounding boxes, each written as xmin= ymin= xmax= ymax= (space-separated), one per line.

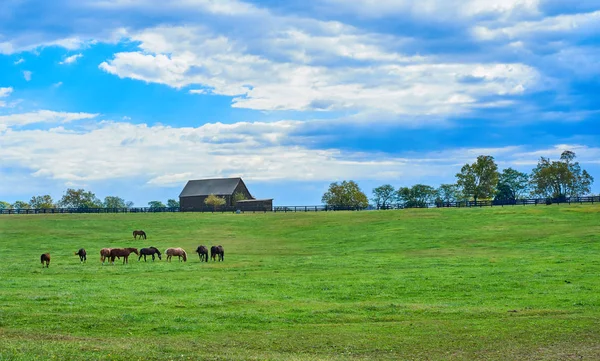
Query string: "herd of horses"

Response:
xmin=39 ymin=229 xmax=225 ymax=267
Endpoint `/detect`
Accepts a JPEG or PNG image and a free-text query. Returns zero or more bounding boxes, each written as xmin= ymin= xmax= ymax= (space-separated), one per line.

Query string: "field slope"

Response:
xmin=1 ymin=205 xmax=599 ymax=360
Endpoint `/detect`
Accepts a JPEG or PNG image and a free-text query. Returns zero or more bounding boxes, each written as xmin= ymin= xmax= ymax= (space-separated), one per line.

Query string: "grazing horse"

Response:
xmin=165 ymin=248 xmax=187 ymax=262
xmin=100 ymin=248 xmax=112 ymax=264
xmin=210 ymin=245 xmax=224 ymax=262
xmin=133 ymin=230 xmax=147 ymax=240
xmin=195 ymin=245 xmax=208 ymax=262
xmin=40 ymin=253 xmax=51 ymax=268
xmin=74 ymin=248 xmax=87 ymax=263
xmin=139 ymin=247 xmax=162 ymax=262
xmin=109 ymin=248 xmax=139 ymax=264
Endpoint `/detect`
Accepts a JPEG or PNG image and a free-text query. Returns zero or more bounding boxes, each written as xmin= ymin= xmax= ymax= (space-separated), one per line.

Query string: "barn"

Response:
xmin=179 ymin=177 xmax=273 ymax=211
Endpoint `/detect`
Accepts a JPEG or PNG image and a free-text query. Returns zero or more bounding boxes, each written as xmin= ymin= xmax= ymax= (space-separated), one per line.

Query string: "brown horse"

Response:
xmin=133 ymin=230 xmax=147 ymax=240
xmin=40 ymin=253 xmax=51 ymax=267
xmin=210 ymin=245 xmax=224 ymax=262
xmin=195 ymin=245 xmax=208 ymax=262
xmin=100 ymin=248 xmax=112 ymax=264
xmin=74 ymin=248 xmax=86 ymax=263
xmin=165 ymin=248 xmax=187 ymax=262
xmin=109 ymin=248 xmax=139 ymax=264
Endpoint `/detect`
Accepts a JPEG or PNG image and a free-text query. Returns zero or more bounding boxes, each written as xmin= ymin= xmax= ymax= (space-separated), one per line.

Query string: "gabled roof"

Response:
xmin=179 ymin=177 xmax=244 ymax=197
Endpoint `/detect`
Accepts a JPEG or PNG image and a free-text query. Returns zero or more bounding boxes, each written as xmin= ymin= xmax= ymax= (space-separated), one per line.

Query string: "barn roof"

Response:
xmin=179 ymin=177 xmax=245 ymax=197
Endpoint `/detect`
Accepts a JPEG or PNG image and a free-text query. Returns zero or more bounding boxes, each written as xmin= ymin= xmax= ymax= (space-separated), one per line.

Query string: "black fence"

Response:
xmin=0 ymin=196 xmax=598 ymax=215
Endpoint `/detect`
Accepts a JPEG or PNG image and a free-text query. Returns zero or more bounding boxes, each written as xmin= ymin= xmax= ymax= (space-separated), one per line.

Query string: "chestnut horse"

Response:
xmin=195 ymin=245 xmax=208 ymax=262
xmin=210 ymin=245 xmax=224 ymax=262
xmin=109 ymin=248 xmax=139 ymax=264
xmin=133 ymin=230 xmax=147 ymax=240
xmin=139 ymin=247 xmax=162 ymax=262
xmin=40 ymin=253 xmax=51 ymax=267
xmin=165 ymin=248 xmax=187 ymax=262
xmin=100 ymin=248 xmax=112 ymax=264
xmin=74 ymin=248 xmax=86 ymax=263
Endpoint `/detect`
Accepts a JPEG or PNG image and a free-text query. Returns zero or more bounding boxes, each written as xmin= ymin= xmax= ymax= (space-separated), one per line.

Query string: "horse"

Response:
xmin=74 ymin=248 xmax=86 ymax=263
xmin=100 ymin=248 xmax=112 ymax=264
xmin=210 ymin=245 xmax=224 ymax=262
xmin=133 ymin=230 xmax=147 ymax=240
xmin=165 ymin=248 xmax=187 ymax=262
xmin=139 ymin=247 xmax=162 ymax=262
xmin=40 ymin=253 xmax=51 ymax=268
xmin=109 ymin=248 xmax=139 ymax=264
xmin=195 ymin=245 xmax=208 ymax=262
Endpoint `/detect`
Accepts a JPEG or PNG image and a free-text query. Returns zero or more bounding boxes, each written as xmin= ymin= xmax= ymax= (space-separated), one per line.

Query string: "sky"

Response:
xmin=0 ymin=0 xmax=599 ymax=206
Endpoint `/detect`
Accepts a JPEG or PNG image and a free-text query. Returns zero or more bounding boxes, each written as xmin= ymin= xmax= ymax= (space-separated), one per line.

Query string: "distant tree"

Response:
xmin=29 ymin=195 xmax=55 ymax=209
xmin=321 ymin=180 xmax=369 ymax=209
xmin=104 ymin=196 xmax=127 ymax=208
xmin=436 ymin=184 xmax=459 ymax=203
xmin=456 ymin=155 xmax=499 ymax=202
xmin=204 ymin=194 xmax=226 ymax=211
xmin=0 ymin=201 xmax=10 ymax=210
xmin=397 ymin=184 xmax=437 ymax=208
xmin=495 ymin=168 xmax=529 ymax=201
xmin=148 ymin=201 xmax=166 ymax=209
xmin=372 ymin=184 xmax=395 ymax=209
xmin=232 ymin=192 xmax=248 ymax=205
xmin=59 ymin=188 xmax=102 ymax=208
xmin=125 ymin=201 xmax=134 ymax=208
xmin=530 ymin=150 xmax=594 ymax=198
xmin=11 ymin=200 xmax=30 ymax=209
xmin=167 ymin=199 xmax=180 ymax=208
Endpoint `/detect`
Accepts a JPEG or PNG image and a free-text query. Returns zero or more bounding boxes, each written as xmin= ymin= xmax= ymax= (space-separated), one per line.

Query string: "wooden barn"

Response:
xmin=179 ymin=177 xmax=273 ymax=211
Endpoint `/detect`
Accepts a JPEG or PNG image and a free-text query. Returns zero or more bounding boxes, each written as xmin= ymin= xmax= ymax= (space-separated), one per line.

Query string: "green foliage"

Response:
xmin=232 ymin=192 xmax=247 ymax=205
xmin=29 ymin=195 xmax=55 ymax=209
xmin=397 ymin=184 xmax=437 ymax=208
xmin=436 ymin=184 xmax=459 ymax=204
xmin=496 ymin=168 xmax=530 ymax=201
xmin=204 ymin=194 xmax=226 ymax=211
xmin=371 ymin=184 xmax=395 ymax=209
xmin=59 ymin=188 xmax=102 ymax=208
xmin=322 ymin=180 xmax=369 ymax=209
xmin=456 ymin=155 xmax=499 ymax=202
xmin=103 ymin=196 xmax=128 ymax=208
xmin=167 ymin=199 xmax=180 ymax=208
xmin=11 ymin=200 xmax=30 ymax=209
xmin=530 ymin=150 xmax=594 ymax=198
xmin=0 ymin=201 xmax=11 ymax=210
xmin=148 ymin=200 xmax=166 ymax=209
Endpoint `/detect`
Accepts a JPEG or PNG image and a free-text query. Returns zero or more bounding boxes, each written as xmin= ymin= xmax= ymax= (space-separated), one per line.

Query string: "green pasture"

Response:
xmin=0 ymin=205 xmax=599 ymax=360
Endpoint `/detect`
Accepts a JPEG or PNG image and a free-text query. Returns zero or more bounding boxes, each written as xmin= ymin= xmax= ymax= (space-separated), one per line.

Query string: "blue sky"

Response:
xmin=1 ymin=0 xmax=599 ymax=206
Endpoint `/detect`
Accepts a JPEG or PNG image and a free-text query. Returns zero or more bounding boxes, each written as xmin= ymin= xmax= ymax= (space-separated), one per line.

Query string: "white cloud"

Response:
xmin=53 ymin=82 xmax=63 ymax=88
xmin=0 ymin=110 xmax=98 ymax=131
xmin=14 ymin=58 xmax=25 ymax=65
xmin=23 ymin=71 xmax=32 ymax=81
xmin=0 ymin=87 xmax=13 ymax=107
xmin=60 ymin=53 xmax=83 ymax=65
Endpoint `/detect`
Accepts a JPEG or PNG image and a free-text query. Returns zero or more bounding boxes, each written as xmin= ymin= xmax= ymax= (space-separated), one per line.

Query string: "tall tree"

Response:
xmin=0 ymin=201 xmax=10 ymax=210
xmin=436 ymin=184 xmax=459 ymax=202
xmin=204 ymin=194 xmax=226 ymax=211
xmin=456 ymin=155 xmax=499 ymax=202
xmin=372 ymin=184 xmax=395 ymax=209
xmin=29 ymin=195 xmax=55 ymax=209
xmin=167 ymin=199 xmax=180 ymax=208
xmin=397 ymin=184 xmax=437 ymax=208
xmin=322 ymin=180 xmax=369 ymax=209
xmin=59 ymin=188 xmax=102 ymax=208
xmin=496 ymin=168 xmax=529 ymax=200
xmin=11 ymin=200 xmax=30 ymax=209
xmin=148 ymin=201 xmax=166 ymax=209
xmin=530 ymin=150 xmax=594 ymax=198
xmin=104 ymin=196 xmax=127 ymax=208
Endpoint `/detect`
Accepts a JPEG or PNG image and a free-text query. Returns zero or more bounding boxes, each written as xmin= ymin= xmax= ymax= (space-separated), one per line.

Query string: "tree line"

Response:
xmin=322 ymin=150 xmax=595 ymax=209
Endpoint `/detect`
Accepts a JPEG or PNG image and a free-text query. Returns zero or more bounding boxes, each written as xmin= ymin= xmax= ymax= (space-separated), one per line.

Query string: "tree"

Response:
xmin=232 ymin=192 xmax=247 ymax=205
xmin=530 ymin=150 xmax=594 ymax=198
xmin=29 ymin=195 xmax=55 ymax=209
xmin=397 ymin=184 xmax=437 ymax=208
xmin=59 ymin=188 xmax=102 ymax=208
xmin=321 ymin=180 xmax=369 ymax=209
xmin=0 ymin=201 xmax=10 ymax=210
xmin=148 ymin=201 xmax=166 ymax=209
xmin=104 ymin=196 xmax=127 ymax=208
xmin=372 ymin=184 xmax=395 ymax=209
xmin=11 ymin=200 xmax=30 ymax=209
xmin=496 ymin=168 xmax=529 ymax=201
xmin=456 ymin=155 xmax=499 ymax=202
xmin=167 ymin=199 xmax=180 ymax=208
xmin=436 ymin=184 xmax=459 ymax=202
xmin=204 ymin=194 xmax=226 ymax=211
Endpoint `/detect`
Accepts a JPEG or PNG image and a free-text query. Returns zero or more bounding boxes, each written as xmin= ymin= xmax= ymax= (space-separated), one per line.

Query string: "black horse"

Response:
xmin=210 ymin=245 xmax=224 ymax=262
xmin=139 ymin=246 xmax=162 ymax=262
xmin=74 ymin=248 xmax=87 ymax=263
xmin=195 ymin=245 xmax=208 ymax=262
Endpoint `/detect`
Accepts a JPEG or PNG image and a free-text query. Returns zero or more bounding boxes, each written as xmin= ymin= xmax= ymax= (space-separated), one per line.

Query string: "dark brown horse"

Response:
xmin=210 ymin=245 xmax=224 ymax=262
xmin=133 ymin=230 xmax=147 ymax=240
xmin=74 ymin=248 xmax=86 ymax=263
xmin=139 ymin=247 xmax=162 ymax=262
xmin=40 ymin=253 xmax=51 ymax=267
xmin=195 ymin=245 xmax=208 ymax=262
xmin=109 ymin=248 xmax=139 ymax=264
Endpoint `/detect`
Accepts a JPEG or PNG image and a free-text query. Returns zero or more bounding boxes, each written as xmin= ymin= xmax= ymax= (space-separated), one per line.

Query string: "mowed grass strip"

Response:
xmin=0 ymin=205 xmax=599 ymax=360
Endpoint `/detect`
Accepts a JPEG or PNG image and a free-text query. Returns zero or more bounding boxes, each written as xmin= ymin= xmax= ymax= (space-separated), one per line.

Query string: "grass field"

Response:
xmin=1 ymin=205 xmax=599 ymax=360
